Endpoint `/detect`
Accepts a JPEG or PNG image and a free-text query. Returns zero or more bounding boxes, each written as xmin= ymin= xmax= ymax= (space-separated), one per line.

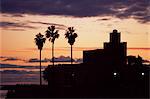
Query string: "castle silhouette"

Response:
xmin=43 ymin=29 xmax=149 ymax=97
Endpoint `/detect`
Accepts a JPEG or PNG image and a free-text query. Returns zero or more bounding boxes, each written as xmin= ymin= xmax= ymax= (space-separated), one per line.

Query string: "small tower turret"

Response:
xmin=110 ymin=29 xmax=120 ymax=45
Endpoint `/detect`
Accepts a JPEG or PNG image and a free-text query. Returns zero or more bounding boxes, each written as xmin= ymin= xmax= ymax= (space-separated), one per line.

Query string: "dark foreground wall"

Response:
xmin=6 ymin=63 xmax=149 ymax=98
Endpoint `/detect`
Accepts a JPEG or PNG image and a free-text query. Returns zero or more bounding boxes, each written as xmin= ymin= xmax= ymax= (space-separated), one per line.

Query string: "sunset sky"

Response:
xmin=0 ymin=0 xmax=150 ymax=64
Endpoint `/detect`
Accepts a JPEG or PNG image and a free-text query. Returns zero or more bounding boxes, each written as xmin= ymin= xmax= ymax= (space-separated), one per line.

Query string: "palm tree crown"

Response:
xmin=34 ymin=33 xmax=46 ymax=50
xmin=65 ymin=27 xmax=78 ymax=45
xmin=45 ymin=26 xmax=59 ymax=43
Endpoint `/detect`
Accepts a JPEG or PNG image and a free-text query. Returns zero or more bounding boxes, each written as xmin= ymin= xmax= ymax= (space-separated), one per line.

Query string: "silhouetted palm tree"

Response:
xmin=34 ymin=33 xmax=46 ymax=85
xmin=65 ymin=27 xmax=78 ymax=64
xmin=45 ymin=26 xmax=59 ymax=66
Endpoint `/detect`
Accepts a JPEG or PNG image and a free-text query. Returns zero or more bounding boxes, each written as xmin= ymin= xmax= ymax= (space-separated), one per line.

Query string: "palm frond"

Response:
xmin=65 ymin=32 xmax=70 ymax=38
xmin=51 ymin=25 xmax=55 ymax=31
xmin=48 ymin=27 xmax=51 ymax=31
xmin=45 ymin=31 xmax=50 ymax=38
xmin=55 ymin=33 xmax=59 ymax=38
xmin=73 ymin=33 xmax=78 ymax=38
xmin=68 ymin=27 xmax=72 ymax=31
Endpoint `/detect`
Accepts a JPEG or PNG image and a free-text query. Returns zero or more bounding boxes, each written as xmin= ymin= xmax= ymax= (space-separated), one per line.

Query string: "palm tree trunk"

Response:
xmin=52 ymin=43 xmax=54 ymax=66
xmin=71 ymin=45 xmax=73 ymax=64
xmin=40 ymin=49 xmax=42 ymax=85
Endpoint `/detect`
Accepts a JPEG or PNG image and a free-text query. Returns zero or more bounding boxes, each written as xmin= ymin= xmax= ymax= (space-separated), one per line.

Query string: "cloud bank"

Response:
xmin=1 ymin=0 xmax=149 ymax=23
xmin=27 ymin=56 xmax=83 ymax=63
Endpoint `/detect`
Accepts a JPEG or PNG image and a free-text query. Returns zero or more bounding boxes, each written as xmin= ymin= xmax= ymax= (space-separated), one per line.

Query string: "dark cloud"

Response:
xmin=50 ymin=56 xmax=82 ymax=63
xmin=5 ymin=28 xmax=26 ymax=31
xmin=114 ymin=1 xmax=149 ymax=23
xmin=0 ymin=21 xmax=67 ymax=31
xmin=1 ymin=14 xmax=24 ymax=17
xmin=0 ymin=63 xmax=45 ymax=69
xmin=28 ymin=21 xmax=67 ymax=30
xmin=97 ymin=18 xmax=111 ymax=21
xmin=0 ymin=56 xmax=20 ymax=61
xmin=1 ymin=54 xmax=83 ymax=64
xmin=0 ymin=21 xmax=37 ymax=30
xmin=0 ymin=56 xmax=7 ymax=58
xmin=0 ymin=22 xmax=21 ymax=27
xmin=51 ymin=56 xmax=73 ymax=62
xmin=28 ymin=58 xmax=49 ymax=63
xmin=28 ymin=56 xmax=78 ymax=63
xmin=1 ymin=0 xmax=149 ymax=23
xmin=27 ymin=56 xmax=73 ymax=63
xmin=3 ymin=57 xmax=19 ymax=61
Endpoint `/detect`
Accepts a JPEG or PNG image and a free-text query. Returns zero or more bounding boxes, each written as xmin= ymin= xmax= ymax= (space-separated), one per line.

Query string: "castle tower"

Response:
xmin=104 ymin=30 xmax=127 ymax=69
xmin=110 ymin=29 xmax=120 ymax=44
